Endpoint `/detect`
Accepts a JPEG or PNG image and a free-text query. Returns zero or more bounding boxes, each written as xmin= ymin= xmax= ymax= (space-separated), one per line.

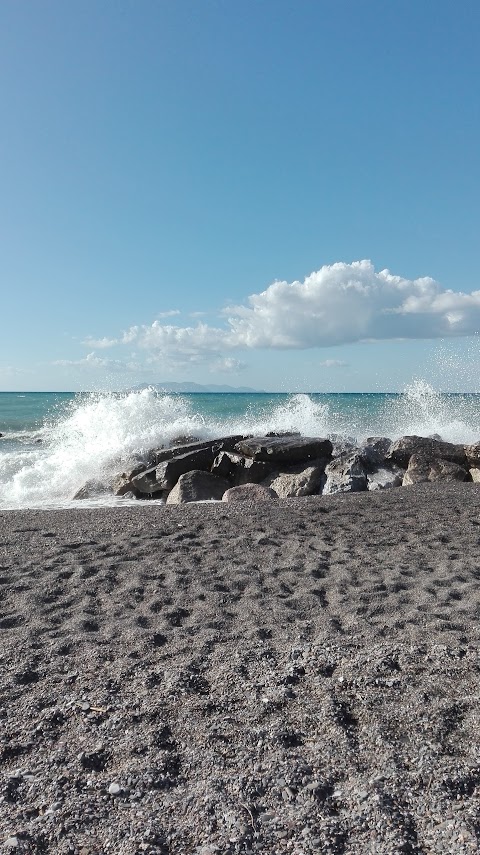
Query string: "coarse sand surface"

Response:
xmin=1 ymin=483 xmax=480 ymax=854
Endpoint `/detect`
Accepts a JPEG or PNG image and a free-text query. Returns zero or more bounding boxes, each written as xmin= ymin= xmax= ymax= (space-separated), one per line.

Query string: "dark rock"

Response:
xmin=153 ymin=435 xmax=244 ymax=466
xmin=235 ymin=436 xmax=332 ymax=464
xmin=165 ymin=470 xmax=230 ymax=504
xmin=170 ymin=435 xmax=201 ymax=446
xmin=134 ymin=436 xmax=245 ymax=494
xmin=387 ymin=435 xmax=467 ymax=469
xmin=403 ymin=454 xmax=469 ymax=486
xmin=361 ymin=437 xmax=392 ymax=469
xmin=265 ymin=431 xmax=301 ymax=437
xmin=323 ymin=452 xmax=367 ymax=494
xmin=211 ymin=451 xmax=244 ymax=479
xmin=263 ymin=461 xmax=327 ymax=498
xmin=222 ymin=484 xmax=278 ymax=503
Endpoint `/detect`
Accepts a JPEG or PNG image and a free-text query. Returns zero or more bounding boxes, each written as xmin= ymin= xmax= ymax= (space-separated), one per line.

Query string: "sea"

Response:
xmin=1 ymin=383 xmax=480 ymax=510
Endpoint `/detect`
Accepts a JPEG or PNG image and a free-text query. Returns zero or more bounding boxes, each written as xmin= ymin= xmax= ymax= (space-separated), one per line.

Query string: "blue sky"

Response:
xmin=1 ymin=0 xmax=479 ymax=392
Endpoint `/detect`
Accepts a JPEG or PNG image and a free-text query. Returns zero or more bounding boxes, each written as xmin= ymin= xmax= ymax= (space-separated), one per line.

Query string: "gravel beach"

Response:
xmin=1 ymin=483 xmax=480 ymax=854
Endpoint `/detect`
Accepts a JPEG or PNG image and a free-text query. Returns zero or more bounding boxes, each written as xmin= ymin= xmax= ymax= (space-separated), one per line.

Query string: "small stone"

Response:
xmin=108 ymin=782 xmax=122 ymax=795
xmin=4 ymin=838 xmax=19 ymax=849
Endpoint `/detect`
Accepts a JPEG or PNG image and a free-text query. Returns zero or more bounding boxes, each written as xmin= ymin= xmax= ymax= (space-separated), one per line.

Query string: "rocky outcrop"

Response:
xmin=222 ymin=484 xmax=277 ymax=503
xmin=235 ymin=436 xmax=332 ymax=464
xmin=133 ymin=436 xmax=245 ymax=494
xmin=166 ymin=470 xmax=230 ymax=504
xmin=263 ymin=462 xmax=326 ymax=498
xmin=403 ymin=454 xmax=469 ymax=486
xmin=387 ymin=436 xmax=467 ymax=469
xmin=323 ymin=452 xmax=367 ymax=495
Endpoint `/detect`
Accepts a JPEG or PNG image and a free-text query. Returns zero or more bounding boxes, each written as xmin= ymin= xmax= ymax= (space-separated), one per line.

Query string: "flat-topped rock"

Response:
xmin=387 ymin=436 xmax=467 ymax=469
xmin=235 ymin=436 xmax=332 ymax=464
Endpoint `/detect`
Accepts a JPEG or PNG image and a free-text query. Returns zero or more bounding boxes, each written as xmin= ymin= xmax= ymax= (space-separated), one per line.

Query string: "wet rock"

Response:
xmin=72 ymin=479 xmax=113 ymax=500
xmin=166 ymin=470 xmax=230 ymax=504
xmin=235 ymin=436 xmax=332 ymax=464
xmin=263 ymin=461 xmax=327 ymax=498
xmin=403 ymin=454 xmax=469 ymax=486
xmin=367 ymin=466 xmax=404 ymax=491
xmin=222 ymin=484 xmax=278 ymax=502
xmin=387 ymin=435 xmax=467 ymax=469
xmin=323 ymin=452 xmax=367 ymax=494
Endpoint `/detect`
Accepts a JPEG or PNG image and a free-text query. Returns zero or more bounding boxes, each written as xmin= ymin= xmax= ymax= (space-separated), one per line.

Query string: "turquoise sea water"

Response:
xmin=1 ymin=386 xmax=479 ymax=509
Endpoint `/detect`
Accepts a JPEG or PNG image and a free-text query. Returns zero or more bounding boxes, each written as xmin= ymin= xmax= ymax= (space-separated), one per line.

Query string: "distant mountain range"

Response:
xmin=134 ymin=381 xmax=265 ymax=393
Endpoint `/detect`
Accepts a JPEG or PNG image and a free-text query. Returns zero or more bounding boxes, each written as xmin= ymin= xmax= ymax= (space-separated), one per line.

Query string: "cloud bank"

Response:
xmin=78 ymin=261 xmax=480 ymax=370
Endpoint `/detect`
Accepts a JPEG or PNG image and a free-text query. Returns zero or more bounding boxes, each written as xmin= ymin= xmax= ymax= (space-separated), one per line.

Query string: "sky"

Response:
xmin=1 ymin=0 xmax=479 ymax=393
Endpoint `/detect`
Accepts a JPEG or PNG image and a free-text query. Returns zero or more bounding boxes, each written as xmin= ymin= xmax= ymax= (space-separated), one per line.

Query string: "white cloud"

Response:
xmin=82 ymin=336 xmax=118 ymax=349
xmin=211 ymin=357 xmax=247 ymax=373
xmin=224 ymin=261 xmax=480 ymax=347
xmin=53 ymin=352 xmax=144 ymax=373
xmin=319 ymin=359 xmax=348 ymax=368
xmin=76 ymin=261 xmax=480 ymax=372
xmin=157 ymin=309 xmax=180 ymax=318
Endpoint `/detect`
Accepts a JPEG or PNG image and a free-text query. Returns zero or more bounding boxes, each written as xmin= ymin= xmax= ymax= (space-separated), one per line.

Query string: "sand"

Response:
xmin=1 ymin=483 xmax=480 ymax=854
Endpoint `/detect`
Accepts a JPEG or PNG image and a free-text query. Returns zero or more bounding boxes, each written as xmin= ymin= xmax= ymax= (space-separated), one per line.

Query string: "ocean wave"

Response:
xmin=0 ymin=385 xmax=479 ymax=509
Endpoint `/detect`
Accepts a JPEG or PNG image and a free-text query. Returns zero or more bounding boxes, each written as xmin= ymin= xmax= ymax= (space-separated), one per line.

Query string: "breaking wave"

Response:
xmin=0 ymin=384 xmax=479 ymax=509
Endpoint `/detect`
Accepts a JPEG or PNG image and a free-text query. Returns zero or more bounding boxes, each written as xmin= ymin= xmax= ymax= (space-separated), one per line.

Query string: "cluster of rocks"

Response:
xmin=73 ymin=433 xmax=480 ymax=504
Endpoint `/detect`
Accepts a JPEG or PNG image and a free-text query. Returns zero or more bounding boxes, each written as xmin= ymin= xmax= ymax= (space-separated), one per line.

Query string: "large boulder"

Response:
xmin=323 ymin=452 xmax=367 ymax=495
xmin=222 ymin=484 xmax=277 ymax=503
xmin=165 ymin=470 xmax=230 ymax=504
xmin=235 ymin=436 xmax=332 ymax=464
xmin=367 ymin=466 xmax=403 ymax=491
xmin=403 ymin=454 xmax=469 ymax=486
xmin=263 ymin=461 xmax=326 ymax=498
xmin=387 ymin=436 xmax=467 ymax=469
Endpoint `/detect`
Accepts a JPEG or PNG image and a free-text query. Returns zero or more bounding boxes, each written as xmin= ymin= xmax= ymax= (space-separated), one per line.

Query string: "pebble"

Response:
xmin=4 ymin=838 xmax=19 ymax=849
xmin=108 ymin=782 xmax=122 ymax=795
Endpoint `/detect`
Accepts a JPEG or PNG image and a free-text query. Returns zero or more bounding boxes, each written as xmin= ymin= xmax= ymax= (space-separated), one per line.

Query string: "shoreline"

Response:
xmin=2 ymin=483 xmax=480 ymax=853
